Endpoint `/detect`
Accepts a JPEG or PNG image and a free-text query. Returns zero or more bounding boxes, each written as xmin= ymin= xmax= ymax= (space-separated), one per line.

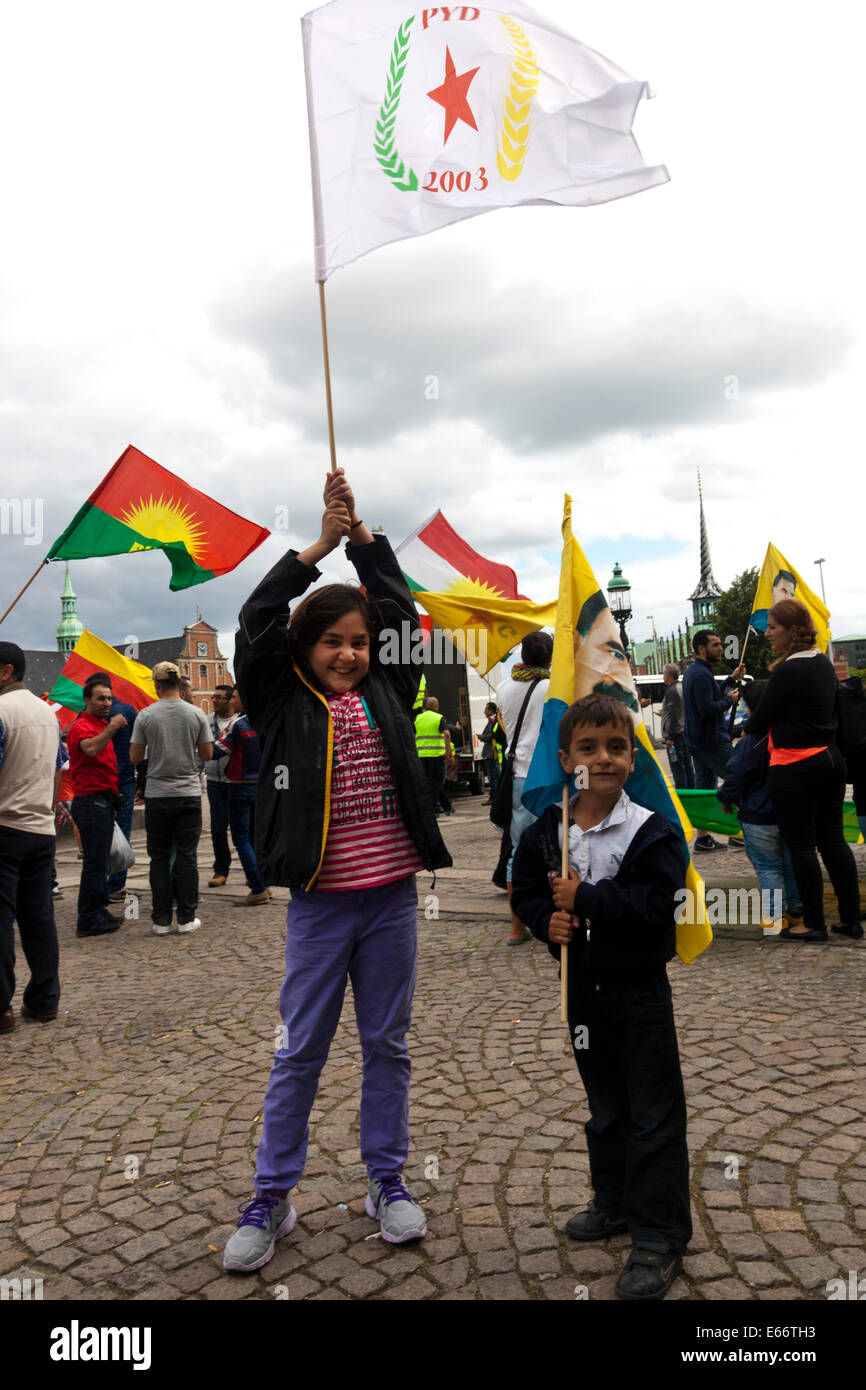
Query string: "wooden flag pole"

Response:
xmin=318 ymin=281 xmax=338 ymax=473
xmin=560 ymin=783 xmax=569 ymax=1023
xmin=0 ymin=560 xmax=47 ymax=627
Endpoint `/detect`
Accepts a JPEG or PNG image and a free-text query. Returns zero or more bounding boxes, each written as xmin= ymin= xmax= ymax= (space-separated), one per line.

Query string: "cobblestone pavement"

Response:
xmin=1 ymin=792 xmax=864 ymax=1302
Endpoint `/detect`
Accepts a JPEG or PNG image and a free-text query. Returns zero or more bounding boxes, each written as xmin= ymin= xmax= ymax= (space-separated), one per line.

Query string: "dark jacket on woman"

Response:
xmin=234 ymin=535 xmax=452 ymax=890
xmin=743 ymin=651 xmax=837 ymax=749
xmin=510 ymin=803 xmax=686 ymax=986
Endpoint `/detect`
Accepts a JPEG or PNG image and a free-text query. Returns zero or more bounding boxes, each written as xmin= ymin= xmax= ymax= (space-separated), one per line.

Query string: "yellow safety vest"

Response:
xmin=412 ymin=672 xmax=427 ymax=712
xmin=414 ymin=708 xmax=446 ymax=758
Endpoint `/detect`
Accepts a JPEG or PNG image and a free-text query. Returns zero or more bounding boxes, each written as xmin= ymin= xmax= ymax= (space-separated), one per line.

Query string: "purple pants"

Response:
xmin=255 ymin=874 xmax=418 ymax=1193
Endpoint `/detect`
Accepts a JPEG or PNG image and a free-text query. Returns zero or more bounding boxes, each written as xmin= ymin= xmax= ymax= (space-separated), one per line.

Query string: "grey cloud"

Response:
xmin=210 ymin=253 xmax=854 ymax=454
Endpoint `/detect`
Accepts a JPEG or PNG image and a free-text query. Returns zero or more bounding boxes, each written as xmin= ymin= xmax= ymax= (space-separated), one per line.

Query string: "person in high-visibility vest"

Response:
xmin=414 ymin=696 xmax=454 ymax=816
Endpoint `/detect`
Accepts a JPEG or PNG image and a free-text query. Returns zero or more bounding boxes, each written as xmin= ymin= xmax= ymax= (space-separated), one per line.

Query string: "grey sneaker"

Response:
xmin=365 ymin=1174 xmax=427 ymax=1243
xmin=223 ymin=1194 xmax=296 ymax=1272
xmin=178 ymin=917 xmax=201 ymax=935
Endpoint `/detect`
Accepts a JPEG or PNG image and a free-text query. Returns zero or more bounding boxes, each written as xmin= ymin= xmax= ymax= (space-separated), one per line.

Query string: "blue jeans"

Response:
xmin=255 ymin=875 xmax=418 ymax=1191
xmin=228 ymin=784 xmax=265 ymax=895
xmin=487 ymin=759 xmax=501 ymax=797
xmin=106 ymin=778 xmax=135 ymax=894
xmin=690 ymin=739 xmax=734 ymax=790
xmin=741 ymin=822 xmax=803 ymax=921
xmin=206 ymin=781 xmax=232 ymax=877
xmin=507 ymin=776 xmax=538 ymax=883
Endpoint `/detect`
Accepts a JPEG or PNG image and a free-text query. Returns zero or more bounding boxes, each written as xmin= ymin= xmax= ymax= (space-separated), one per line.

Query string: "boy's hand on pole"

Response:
xmin=552 ymin=867 xmax=580 ymax=912
xmin=549 ymin=911 xmax=575 ymax=945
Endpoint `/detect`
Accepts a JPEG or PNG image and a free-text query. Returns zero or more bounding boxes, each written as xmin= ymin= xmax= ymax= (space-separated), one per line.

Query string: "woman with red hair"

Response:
xmin=743 ymin=599 xmax=861 ymax=941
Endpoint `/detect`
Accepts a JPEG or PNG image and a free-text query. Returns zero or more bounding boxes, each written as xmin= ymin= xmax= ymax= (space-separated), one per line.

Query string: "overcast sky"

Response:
xmin=2 ymin=0 xmax=863 ymax=676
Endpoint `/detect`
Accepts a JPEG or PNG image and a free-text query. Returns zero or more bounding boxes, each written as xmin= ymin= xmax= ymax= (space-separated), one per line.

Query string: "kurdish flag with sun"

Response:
xmin=46 ymin=446 xmax=270 ymax=592
xmin=303 ymin=0 xmax=669 ymax=279
xmin=395 ymin=510 xmax=555 ymax=673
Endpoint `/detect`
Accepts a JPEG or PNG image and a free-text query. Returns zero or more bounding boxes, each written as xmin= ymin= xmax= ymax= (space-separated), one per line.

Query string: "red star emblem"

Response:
xmin=427 ymin=47 xmax=480 ymax=145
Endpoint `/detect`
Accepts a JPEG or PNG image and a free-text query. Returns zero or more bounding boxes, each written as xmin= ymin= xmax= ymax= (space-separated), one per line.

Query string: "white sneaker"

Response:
xmin=178 ymin=918 xmax=201 ymax=934
xmin=152 ymin=922 xmax=171 ymax=936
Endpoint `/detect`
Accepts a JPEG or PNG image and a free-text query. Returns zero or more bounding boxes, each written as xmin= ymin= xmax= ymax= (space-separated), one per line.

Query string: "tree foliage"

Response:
xmin=711 ymin=567 xmax=772 ymax=679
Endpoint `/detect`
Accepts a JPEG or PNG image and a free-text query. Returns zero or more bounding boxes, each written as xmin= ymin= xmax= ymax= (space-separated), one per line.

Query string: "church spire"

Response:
xmin=688 ymin=471 xmax=722 ymax=623
xmin=56 ymin=563 xmax=84 ymax=653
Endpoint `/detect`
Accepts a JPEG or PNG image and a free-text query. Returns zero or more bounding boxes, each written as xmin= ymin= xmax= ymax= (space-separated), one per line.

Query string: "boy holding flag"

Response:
xmin=511 ymin=693 xmax=691 ymax=1300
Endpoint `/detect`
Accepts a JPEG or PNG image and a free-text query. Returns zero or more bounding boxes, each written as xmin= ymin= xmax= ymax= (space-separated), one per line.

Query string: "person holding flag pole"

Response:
xmin=511 ymin=497 xmax=707 ymax=1300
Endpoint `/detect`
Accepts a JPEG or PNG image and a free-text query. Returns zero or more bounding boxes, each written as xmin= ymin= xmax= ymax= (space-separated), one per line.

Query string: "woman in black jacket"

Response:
xmin=743 ymin=599 xmax=861 ymax=941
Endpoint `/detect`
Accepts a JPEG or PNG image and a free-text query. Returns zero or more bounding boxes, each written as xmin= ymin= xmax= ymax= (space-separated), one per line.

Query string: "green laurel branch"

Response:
xmin=374 ymin=16 xmax=419 ymax=194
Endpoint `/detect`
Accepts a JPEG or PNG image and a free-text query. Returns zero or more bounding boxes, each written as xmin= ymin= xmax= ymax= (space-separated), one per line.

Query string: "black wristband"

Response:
xmin=350 ymin=519 xmax=364 ymax=529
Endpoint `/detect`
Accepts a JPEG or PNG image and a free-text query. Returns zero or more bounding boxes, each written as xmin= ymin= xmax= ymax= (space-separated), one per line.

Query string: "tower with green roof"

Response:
xmin=56 ymin=564 xmax=84 ymax=653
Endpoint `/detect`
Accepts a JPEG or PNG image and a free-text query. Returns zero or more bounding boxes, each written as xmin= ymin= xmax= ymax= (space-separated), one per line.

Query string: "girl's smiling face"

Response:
xmin=306 ymin=612 xmax=371 ymax=693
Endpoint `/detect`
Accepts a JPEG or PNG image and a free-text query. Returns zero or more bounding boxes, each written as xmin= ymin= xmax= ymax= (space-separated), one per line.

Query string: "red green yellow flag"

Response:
xmin=46 ymin=445 xmax=270 ymax=591
xmin=48 ymin=630 xmax=157 ymax=715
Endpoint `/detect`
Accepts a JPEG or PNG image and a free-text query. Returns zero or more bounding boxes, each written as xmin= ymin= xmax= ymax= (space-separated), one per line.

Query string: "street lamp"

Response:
xmin=607 ymin=562 xmax=632 ymax=659
xmin=814 ymin=557 xmax=834 ymax=660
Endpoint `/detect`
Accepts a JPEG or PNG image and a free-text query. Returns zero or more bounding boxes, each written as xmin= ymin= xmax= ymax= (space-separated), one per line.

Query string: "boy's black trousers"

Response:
xmin=568 ymin=969 xmax=692 ymax=1252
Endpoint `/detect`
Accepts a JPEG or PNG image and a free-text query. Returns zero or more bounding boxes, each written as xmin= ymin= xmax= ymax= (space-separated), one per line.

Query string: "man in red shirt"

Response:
xmin=67 ymin=675 xmax=127 ymax=937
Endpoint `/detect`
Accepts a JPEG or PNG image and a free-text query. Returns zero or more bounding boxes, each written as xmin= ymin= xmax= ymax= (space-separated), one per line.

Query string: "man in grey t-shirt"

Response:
xmin=129 ymin=662 xmax=212 ymax=936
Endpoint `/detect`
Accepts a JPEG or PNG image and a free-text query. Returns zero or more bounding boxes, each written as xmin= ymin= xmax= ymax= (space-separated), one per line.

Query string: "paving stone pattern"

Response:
xmin=1 ymin=798 xmax=864 ymax=1301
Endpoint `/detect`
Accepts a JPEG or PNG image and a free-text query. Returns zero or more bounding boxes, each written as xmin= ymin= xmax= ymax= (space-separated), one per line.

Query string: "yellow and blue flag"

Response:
xmin=749 ymin=542 xmax=831 ymax=652
xmin=522 ymin=495 xmax=712 ymax=964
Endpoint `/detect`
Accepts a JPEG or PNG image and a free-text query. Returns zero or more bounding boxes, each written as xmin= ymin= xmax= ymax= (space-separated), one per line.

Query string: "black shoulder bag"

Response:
xmin=490 ymin=679 xmax=541 ymax=830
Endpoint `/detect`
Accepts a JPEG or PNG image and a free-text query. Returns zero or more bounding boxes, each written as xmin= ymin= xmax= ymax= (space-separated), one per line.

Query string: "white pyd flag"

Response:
xmin=302 ymin=0 xmax=669 ymax=280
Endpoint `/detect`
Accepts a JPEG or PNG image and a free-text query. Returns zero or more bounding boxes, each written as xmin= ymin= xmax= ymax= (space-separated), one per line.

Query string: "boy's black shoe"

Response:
xmin=565 ymin=1198 xmax=627 ymax=1241
xmin=615 ymin=1241 xmax=682 ymax=1300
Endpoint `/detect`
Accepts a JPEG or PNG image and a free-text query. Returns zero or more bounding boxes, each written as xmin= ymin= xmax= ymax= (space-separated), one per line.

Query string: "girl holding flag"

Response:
xmin=222 ymin=469 xmax=451 ymax=1272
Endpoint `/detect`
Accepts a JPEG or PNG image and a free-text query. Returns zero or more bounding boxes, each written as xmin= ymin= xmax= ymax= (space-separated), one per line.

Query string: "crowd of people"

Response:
xmin=0 ymin=646 xmax=278 ymax=1034
xmin=0 ymin=471 xmax=863 ymax=1302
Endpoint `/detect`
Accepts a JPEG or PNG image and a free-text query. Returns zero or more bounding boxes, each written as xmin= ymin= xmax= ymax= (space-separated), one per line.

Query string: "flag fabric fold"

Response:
xmin=48 ymin=630 xmax=157 ymax=715
xmin=523 ymin=495 xmax=711 ymax=964
xmin=679 ymin=789 xmax=863 ymax=846
xmin=46 ymin=446 xmax=270 ymax=592
xmin=396 ymin=509 xmax=550 ymax=673
xmin=396 ymin=509 xmax=526 ymax=598
xmin=749 ymin=542 xmax=831 ymax=652
xmin=302 ymin=0 xmax=669 ymax=279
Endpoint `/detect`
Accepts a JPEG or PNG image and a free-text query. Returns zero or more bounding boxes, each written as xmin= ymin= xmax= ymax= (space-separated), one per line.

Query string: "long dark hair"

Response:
xmin=287 ymin=583 xmax=378 ymax=687
xmin=768 ymin=599 xmax=817 ymax=670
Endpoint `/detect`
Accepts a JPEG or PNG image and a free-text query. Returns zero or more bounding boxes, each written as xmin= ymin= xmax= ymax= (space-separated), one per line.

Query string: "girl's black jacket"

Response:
xmin=510 ymin=804 xmax=687 ymax=986
xmin=233 ymin=535 xmax=452 ymax=891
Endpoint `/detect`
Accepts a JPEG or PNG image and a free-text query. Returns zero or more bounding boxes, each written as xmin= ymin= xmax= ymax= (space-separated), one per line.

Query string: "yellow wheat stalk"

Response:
xmin=497 ymin=16 xmax=539 ymax=182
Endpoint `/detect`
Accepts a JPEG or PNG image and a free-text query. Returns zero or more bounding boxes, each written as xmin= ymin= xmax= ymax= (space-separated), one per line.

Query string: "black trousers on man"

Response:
xmin=71 ymin=792 xmax=115 ymax=930
xmin=769 ymin=745 xmax=861 ymax=930
xmin=0 ymin=827 xmax=60 ymax=1015
xmin=145 ymin=797 xmax=202 ymax=926
xmin=421 ymin=756 xmax=451 ymax=814
xmin=568 ymin=970 xmax=691 ymax=1252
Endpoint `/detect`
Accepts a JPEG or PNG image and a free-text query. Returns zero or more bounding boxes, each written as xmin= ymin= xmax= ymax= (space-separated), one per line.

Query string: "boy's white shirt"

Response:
xmin=557 ymin=789 xmax=652 ymax=887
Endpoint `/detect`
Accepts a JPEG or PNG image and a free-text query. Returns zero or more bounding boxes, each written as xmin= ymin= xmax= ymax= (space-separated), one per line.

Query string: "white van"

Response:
xmin=634 ymin=674 xmax=666 ymax=745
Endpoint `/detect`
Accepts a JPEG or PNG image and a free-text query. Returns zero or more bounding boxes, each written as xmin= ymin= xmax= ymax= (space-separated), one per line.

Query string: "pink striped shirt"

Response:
xmin=316 ymin=691 xmax=422 ymax=892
